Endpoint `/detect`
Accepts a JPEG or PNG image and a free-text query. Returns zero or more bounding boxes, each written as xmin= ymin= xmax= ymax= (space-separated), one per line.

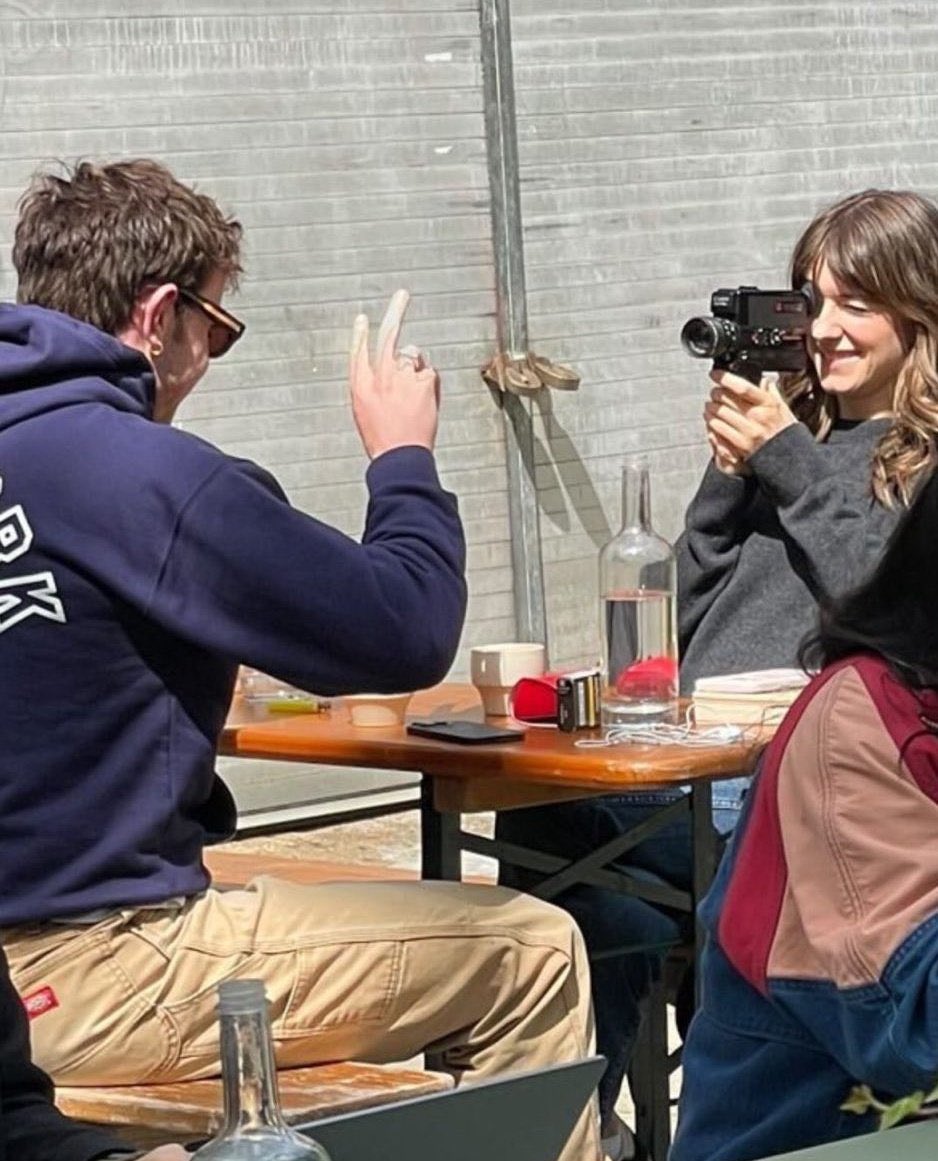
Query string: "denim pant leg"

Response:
xmin=496 ymin=796 xmax=698 ymax=1126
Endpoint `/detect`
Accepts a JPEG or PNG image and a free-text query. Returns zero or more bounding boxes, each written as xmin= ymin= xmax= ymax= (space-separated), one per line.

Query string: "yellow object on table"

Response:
xmin=266 ymin=697 xmax=329 ymax=714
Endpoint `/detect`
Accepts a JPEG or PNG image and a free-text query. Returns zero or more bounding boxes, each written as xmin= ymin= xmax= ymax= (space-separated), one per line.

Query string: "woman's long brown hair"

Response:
xmin=782 ymin=189 xmax=938 ymax=507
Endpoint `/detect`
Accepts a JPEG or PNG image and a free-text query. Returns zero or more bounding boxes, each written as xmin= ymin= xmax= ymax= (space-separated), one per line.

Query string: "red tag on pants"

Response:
xmin=22 ymin=986 xmax=59 ymax=1020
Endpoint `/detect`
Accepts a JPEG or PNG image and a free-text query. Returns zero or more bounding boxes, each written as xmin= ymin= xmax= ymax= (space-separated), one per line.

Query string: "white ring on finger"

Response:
xmin=397 ymin=344 xmax=425 ymax=371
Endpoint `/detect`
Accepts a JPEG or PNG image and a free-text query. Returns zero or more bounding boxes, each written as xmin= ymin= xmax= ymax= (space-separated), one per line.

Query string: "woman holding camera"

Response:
xmin=497 ymin=188 xmax=938 ymax=1160
xmin=678 ymin=188 xmax=938 ymax=826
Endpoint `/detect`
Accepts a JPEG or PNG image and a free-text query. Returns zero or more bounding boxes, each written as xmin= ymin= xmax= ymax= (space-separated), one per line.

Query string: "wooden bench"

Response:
xmin=56 ymin=1062 xmax=453 ymax=1149
xmin=202 ymin=846 xmax=494 ymax=889
xmin=203 ymin=847 xmax=421 ymax=888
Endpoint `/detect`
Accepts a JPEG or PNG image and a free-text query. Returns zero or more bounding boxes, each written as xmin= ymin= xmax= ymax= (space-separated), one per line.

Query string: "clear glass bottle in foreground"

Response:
xmin=598 ymin=455 xmax=678 ymax=726
xmin=190 ymin=980 xmax=331 ymax=1161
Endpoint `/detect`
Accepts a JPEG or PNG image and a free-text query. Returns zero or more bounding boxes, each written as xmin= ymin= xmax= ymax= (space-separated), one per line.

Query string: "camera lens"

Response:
xmin=681 ymin=317 xmax=720 ymax=358
xmin=680 ymin=316 xmax=738 ymax=360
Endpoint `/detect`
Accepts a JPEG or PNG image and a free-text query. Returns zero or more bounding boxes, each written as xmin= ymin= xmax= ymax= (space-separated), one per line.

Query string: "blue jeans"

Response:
xmin=496 ymin=794 xmax=723 ymax=1126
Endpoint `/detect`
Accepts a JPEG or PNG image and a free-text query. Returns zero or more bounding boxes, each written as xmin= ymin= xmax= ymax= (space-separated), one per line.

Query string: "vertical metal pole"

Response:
xmin=480 ymin=0 xmax=528 ymax=361
xmin=479 ymin=0 xmax=548 ymax=647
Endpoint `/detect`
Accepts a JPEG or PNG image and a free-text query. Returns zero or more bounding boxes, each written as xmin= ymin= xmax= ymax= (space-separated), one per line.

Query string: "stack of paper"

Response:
xmin=691 ymin=668 xmax=811 ymax=727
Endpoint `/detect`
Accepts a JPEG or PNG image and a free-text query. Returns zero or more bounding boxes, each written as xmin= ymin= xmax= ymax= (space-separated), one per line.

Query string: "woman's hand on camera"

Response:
xmin=707 ymin=429 xmax=749 ymax=476
xmin=704 ymin=370 xmax=796 ymax=467
xmin=349 ymin=289 xmax=440 ymax=460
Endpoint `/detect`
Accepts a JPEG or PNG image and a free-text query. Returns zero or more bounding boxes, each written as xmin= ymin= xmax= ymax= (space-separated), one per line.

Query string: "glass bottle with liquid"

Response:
xmin=191 ymin=980 xmax=331 ymax=1161
xmin=598 ymin=455 xmax=678 ymax=726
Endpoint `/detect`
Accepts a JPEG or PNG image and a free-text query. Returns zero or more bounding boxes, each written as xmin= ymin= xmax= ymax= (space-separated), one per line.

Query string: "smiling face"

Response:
xmin=785 ymin=189 xmax=938 ymax=504
xmin=808 ymin=261 xmax=909 ymax=421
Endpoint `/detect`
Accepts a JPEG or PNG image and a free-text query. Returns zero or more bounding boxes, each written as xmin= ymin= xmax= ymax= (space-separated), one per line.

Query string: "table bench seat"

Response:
xmin=56 ymin=1062 xmax=453 ymax=1149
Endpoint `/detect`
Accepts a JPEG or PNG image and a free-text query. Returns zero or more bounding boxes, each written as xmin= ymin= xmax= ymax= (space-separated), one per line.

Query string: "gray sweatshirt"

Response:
xmin=676 ymin=417 xmax=899 ymax=820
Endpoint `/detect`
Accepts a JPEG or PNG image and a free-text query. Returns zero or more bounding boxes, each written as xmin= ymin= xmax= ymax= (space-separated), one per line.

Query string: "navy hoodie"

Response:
xmin=0 ymin=303 xmax=467 ymax=924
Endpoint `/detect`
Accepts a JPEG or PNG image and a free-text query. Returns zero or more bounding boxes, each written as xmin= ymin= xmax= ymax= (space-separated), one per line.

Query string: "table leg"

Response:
xmin=690 ymin=780 xmax=716 ymax=1005
xmin=419 ymin=777 xmax=461 ymax=881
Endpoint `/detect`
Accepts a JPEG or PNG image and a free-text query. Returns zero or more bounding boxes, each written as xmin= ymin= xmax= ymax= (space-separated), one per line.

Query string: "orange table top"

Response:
xmin=221 ymin=683 xmax=767 ymax=812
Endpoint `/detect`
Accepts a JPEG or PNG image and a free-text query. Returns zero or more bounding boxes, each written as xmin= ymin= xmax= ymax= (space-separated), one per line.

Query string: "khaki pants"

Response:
xmin=4 ymin=878 xmax=600 ymax=1161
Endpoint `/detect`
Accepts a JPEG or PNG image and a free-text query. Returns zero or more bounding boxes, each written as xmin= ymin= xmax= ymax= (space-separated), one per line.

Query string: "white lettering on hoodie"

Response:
xmin=0 ymin=476 xmax=66 ymax=633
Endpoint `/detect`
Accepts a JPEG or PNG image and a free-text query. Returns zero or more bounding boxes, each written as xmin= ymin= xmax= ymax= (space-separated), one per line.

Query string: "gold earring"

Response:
xmin=150 ymin=338 xmax=164 ymax=359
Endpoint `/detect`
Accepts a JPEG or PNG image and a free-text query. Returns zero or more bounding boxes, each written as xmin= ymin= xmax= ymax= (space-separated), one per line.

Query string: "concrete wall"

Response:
xmin=511 ymin=0 xmax=938 ymax=664
xmin=0 ymin=0 xmax=510 ymax=677
xmin=2 ymin=1 xmax=937 ymax=817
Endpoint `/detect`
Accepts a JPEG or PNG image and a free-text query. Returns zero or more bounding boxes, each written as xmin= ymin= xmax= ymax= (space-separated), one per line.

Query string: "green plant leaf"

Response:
xmin=841 ymin=1085 xmax=877 ymax=1115
xmin=879 ymin=1094 xmax=926 ymax=1130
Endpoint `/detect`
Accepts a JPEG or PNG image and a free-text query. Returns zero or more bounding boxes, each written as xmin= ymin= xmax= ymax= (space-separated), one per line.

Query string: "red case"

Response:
xmin=510 ymin=672 xmax=562 ymax=723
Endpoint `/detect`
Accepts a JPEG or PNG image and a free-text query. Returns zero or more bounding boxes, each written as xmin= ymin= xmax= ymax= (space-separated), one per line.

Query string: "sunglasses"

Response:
xmin=177 ymin=287 xmax=245 ymax=359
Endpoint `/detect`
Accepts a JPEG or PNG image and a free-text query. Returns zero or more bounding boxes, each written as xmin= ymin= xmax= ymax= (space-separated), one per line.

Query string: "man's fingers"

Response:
xmin=350 ymin=313 xmax=370 ymax=381
xmin=140 ymin=1146 xmax=190 ymax=1161
xmin=376 ymin=289 xmax=410 ymax=370
xmin=398 ymin=343 xmax=425 ymax=371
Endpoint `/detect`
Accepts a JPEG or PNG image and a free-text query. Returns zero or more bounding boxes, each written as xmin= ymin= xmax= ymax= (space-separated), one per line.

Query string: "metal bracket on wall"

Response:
xmin=481 ymin=350 xmax=581 ymax=395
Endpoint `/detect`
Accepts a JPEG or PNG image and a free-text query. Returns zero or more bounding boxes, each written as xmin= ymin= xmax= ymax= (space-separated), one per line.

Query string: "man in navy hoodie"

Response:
xmin=0 ymin=159 xmax=600 ymax=1161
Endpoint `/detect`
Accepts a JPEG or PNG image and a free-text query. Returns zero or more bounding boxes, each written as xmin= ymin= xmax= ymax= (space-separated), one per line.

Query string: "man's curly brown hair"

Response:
xmin=13 ymin=158 xmax=243 ymax=335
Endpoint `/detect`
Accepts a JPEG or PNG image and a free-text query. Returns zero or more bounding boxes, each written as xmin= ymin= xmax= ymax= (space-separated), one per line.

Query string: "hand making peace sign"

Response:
xmin=348 ymin=289 xmax=440 ymax=460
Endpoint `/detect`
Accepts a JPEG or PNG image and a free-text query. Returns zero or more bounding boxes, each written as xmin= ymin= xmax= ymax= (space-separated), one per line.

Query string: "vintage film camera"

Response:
xmin=680 ymin=283 xmax=817 ymax=384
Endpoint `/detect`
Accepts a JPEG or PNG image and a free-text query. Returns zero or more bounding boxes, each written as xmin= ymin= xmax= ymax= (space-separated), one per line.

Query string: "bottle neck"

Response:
xmin=218 ymin=1008 xmax=287 ymax=1134
xmin=620 ymin=461 xmax=652 ymax=532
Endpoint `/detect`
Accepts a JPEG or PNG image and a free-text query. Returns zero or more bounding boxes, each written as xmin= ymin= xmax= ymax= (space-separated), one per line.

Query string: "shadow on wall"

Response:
xmin=531 ymin=389 xmax=613 ymax=548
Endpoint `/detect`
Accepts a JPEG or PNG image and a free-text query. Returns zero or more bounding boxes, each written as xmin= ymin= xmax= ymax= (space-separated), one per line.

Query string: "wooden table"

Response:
xmin=221 ymin=682 xmax=767 ymax=1161
xmin=222 ymin=682 xmax=765 ymax=890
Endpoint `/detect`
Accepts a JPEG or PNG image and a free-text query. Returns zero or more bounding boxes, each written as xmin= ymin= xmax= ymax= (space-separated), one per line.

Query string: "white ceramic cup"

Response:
xmin=470 ymin=642 xmax=547 ymax=716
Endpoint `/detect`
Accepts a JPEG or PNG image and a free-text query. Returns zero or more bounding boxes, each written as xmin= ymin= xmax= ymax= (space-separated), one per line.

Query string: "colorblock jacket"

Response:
xmin=672 ymin=653 xmax=938 ymax=1161
xmin=0 ymin=303 xmax=467 ymax=925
